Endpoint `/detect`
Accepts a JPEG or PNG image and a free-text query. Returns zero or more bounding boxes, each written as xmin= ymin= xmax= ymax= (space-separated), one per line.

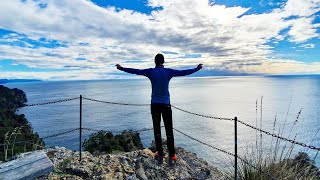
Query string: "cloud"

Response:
xmin=0 ymin=70 xmax=117 ymax=80
xmin=146 ymin=0 xmax=164 ymax=7
xmin=287 ymin=17 xmax=320 ymax=43
xmin=0 ymin=0 xmax=319 ymax=80
xmin=299 ymin=43 xmax=316 ymax=48
xmin=282 ymin=0 xmax=320 ymax=17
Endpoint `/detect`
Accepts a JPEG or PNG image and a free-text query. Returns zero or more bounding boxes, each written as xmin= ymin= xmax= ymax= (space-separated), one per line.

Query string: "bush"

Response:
xmin=82 ymin=130 xmax=144 ymax=154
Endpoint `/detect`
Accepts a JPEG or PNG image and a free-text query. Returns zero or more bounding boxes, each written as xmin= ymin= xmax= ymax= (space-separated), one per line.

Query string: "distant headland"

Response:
xmin=0 ymin=79 xmax=41 ymax=84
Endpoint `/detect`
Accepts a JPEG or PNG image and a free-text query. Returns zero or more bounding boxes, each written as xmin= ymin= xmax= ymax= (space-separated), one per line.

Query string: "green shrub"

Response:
xmin=82 ymin=130 xmax=143 ymax=154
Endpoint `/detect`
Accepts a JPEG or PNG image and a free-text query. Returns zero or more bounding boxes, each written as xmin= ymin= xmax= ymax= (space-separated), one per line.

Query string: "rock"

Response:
xmin=135 ymin=161 xmax=148 ymax=180
xmin=42 ymin=174 xmax=83 ymax=180
xmin=127 ymin=173 xmax=138 ymax=180
xmin=115 ymin=172 xmax=124 ymax=179
xmin=0 ymin=151 xmax=53 ymax=180
xmin=66 ymin=164 xmax=92 ymax=178
xmin=41 ymin=146 xmax=225 ymax=179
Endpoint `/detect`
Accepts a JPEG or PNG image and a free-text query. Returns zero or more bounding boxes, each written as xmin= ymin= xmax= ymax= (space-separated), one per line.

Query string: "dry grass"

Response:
xmin=227 ymin=97 xmax=320 ymax=180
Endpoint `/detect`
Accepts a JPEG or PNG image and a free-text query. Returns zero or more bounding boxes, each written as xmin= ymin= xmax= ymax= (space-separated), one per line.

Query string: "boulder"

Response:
xmin=0 ymin=151 xmax=53 ymax=180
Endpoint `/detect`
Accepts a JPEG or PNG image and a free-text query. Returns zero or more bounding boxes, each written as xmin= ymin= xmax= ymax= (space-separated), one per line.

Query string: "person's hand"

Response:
xmin=197 ymin=64 xmax=203 ymax=69
xmin=115 ymin=64 xmax=122 ymax=70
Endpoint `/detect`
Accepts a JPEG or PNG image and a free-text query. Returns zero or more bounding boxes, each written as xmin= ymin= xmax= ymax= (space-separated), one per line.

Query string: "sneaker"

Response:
xmin=169 ymin=155 xmax=177 ymax=166
xmin=155 ymin=151 xmax=164 ymax=164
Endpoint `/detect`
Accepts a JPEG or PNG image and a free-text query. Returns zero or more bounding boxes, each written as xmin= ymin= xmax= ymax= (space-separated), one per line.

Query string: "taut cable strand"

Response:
xmin=82 ymin=97 xmax=150 ymax=106
xmin=42 ymin=128 xmax=80 ymax=139
xmin=82 ymin=126 xmax=164 ymax=133
xmin=83 ymin=97 xmax=234 ymax=121
xmin=173 ymin=128 xmax=236 ymax=157
xmin=171 ymin=105 xmax=234 ymax=121
xmin=236 ymin=119 xmax=320 ymax=151
xmin=23 ymin=97 xmax=80 ymax=107
xmin=171 ymin=105 xmax=318 ymax=151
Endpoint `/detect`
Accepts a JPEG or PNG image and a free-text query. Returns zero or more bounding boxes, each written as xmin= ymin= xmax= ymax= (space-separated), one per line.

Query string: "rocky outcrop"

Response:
xmin=40 ymin=146 xmax=225 ymax=179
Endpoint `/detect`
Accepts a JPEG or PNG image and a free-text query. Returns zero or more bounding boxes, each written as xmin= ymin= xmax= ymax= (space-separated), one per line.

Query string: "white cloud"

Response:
xmin=0 ymin=0 xmax=319 ymax=80
xmin=299 ymin=43 xmax=316 ymax=48
xmin=282 ymin=0 xmax=320 ymax=17
xmin=287 ymin=17 xmax=319 ymax=43
xmin=147 ymin=0 xmax=164 ymax=7
xmin=0 ymin=70 xmax=119 ymax=81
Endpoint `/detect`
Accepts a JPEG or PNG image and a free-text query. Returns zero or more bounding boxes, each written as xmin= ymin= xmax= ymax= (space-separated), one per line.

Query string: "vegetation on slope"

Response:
xmin=0 ymin=85 xmax=44 ymax=161
xmin=82 ymin=130 xmax=144 ymax=154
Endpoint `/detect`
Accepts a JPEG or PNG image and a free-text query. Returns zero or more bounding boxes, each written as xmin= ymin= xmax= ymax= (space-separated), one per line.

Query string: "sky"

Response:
xmin=0 ymin=0 xmax=319 ymax=80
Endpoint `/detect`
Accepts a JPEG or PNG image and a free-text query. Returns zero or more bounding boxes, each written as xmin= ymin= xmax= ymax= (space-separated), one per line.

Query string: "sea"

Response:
xmin=5 ymin=75 xmax=320 ymax=169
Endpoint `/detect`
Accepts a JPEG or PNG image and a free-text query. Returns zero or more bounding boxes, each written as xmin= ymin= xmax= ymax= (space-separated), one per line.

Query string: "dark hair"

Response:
xmin=154 ymin=54 xmax=164 ymax=65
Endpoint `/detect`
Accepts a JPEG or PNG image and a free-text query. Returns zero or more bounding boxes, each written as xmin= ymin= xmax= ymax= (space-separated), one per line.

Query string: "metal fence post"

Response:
xmin=79 ymin=95 xmax=82 ymax=161
xmin=234 ymin=116 xmax=238 ymax=180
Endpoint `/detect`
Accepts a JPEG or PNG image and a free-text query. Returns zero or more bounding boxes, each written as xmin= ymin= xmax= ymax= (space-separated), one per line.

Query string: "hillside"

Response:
xmin=0 ymin=85 xmax=44 ymax=161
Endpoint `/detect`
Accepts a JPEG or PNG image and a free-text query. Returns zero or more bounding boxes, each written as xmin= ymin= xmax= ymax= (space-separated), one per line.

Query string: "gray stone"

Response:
xmin=0 ymin=151 xmax=53 ymax=180
xmin=136 ymin=167 xmax=148 ymax=180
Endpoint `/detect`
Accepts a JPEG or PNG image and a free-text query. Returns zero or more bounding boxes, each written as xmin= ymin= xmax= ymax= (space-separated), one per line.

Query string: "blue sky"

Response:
xmin=0 ymin=0 xmax=319 ymax=80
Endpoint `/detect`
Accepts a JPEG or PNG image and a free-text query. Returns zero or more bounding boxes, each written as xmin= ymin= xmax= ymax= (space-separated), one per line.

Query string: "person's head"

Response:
xmin=154 ymin=53 xmax=164 ymax=66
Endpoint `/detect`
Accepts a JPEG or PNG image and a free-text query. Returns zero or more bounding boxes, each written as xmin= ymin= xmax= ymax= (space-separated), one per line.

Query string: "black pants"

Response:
xmin=151 ymin=103 xmax=175 ymax=157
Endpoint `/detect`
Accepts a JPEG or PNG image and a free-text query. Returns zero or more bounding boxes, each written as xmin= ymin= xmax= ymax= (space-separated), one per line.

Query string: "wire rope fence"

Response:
xmin=1 ymin=95 xmax=319 ymax=179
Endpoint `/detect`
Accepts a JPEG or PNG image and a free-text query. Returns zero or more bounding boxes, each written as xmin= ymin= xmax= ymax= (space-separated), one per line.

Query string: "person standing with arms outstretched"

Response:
xmin=116 ymin=54 xmax=203 ymax=165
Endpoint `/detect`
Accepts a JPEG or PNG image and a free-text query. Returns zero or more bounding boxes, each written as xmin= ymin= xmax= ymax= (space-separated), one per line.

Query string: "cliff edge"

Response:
xmin=40 ymin=146 xmax=225 ymax=180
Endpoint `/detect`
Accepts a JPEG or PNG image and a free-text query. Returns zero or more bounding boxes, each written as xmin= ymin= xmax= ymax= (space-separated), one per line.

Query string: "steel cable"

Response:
xmin=83 ymin=97 xmax=150 ymax=106
xmin=236 ymin=119 xmax=320 ymax=151
xmin=171 ymin=105 xmax=234 ymax=121
xmin=23 ymin=97 xmax=79 ymax=107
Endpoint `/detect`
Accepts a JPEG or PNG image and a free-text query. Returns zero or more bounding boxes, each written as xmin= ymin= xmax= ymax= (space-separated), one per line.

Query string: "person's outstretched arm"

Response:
xmin=170 ymin=64 xmax=203 ymax=77
xmin=116 ymin=64 xmax=150 ymax=76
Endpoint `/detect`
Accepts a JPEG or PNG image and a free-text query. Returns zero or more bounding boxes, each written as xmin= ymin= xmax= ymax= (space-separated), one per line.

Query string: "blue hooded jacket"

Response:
xmin=120 ymin=65 xmax=200 ymax=104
